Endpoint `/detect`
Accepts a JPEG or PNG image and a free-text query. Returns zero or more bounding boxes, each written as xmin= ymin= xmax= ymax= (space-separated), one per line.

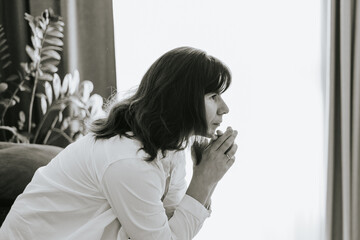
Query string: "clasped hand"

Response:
xmin=191 ymin=127 xmax=238 ymax=186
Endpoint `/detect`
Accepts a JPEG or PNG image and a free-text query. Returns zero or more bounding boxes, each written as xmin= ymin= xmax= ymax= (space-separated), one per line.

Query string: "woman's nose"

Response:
xmin=218 ymin=97 xmax=229 ymax=115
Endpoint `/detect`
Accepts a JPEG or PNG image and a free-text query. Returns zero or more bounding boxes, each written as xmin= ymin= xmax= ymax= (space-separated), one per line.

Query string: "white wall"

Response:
xmin=112 ymin=0 xmax=325 ymax=239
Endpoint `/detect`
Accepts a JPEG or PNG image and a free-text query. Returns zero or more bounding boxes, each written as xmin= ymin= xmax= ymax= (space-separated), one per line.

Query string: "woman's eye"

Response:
xmin=211 ymin=94 xmax=217 ymax=100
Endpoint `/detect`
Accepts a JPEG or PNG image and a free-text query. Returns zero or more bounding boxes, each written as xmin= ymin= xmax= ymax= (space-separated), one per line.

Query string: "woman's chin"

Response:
xmin=193 ymin=126 xmax=217 ymax=138
xmin=205 ymin=128 xmax=217 ymax=138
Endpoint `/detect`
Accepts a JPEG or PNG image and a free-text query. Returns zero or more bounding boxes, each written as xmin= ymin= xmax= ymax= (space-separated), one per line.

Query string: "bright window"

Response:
xmin=112 ymin=1 xmax=325 ymax=239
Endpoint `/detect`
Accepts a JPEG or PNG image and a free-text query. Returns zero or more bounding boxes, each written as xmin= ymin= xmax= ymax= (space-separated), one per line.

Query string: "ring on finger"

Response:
xmin=225 ymin=153 xmax=232 ymax=160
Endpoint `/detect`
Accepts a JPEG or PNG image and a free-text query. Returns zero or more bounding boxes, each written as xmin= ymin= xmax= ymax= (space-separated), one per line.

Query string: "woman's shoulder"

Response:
xmin=90 ymin=133 xmax=147 ymax=164
xmin=156 ymin=150 xmax=186 ymax=175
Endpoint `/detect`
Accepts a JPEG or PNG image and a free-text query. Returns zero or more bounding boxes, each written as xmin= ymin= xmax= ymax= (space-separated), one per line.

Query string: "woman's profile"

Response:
xmin=0 ymin=46 xmax=238 ymax=240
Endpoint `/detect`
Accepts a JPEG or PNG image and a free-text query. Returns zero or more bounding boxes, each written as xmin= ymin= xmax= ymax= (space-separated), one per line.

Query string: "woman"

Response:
xmin=0 ymin=47 xmax=238 ymax=239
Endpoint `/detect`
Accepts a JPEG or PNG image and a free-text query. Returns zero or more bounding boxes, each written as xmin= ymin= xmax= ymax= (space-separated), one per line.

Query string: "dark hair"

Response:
xmin=91 ymin=47 xmax=231 ymax=161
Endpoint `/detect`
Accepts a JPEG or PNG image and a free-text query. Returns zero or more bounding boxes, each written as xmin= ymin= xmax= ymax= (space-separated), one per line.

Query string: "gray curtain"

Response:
xmin=29 ymin=0 xmax=117 ymax=98
xmin=326 ymin=0 xmax=360 ymax=239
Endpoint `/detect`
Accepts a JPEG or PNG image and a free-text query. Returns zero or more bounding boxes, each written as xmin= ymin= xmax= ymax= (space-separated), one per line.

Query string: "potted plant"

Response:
xmin=0 ymin=8 xmax=105 ymax=146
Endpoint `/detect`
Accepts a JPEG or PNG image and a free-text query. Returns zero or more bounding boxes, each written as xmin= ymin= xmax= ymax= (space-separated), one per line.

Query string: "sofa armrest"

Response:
xmin=0 ymin=142 xmax=63 ymax=201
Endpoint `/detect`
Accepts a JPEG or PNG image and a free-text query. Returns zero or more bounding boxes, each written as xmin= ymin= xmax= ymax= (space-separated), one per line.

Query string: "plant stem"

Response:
xmin=0 ymin=126 xmax=28 ymax=143
xmin=0 ymin=80 xmax=24 ymax=125
xmin=33 ymin=103 xmax=52 ymax=143
xmin=28 ymin=18 xmax=51 ymax=138
xmin=28 ymin=72 xmax=38 ymax=135
xmin=43 ymin=115 xmax=59 ymax=144
xmin=52 ymin=127 xmax=73 ymax=143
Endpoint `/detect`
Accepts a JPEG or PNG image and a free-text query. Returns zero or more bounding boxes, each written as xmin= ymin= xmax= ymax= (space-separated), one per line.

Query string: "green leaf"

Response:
xmin=0 ymin=99 xmax=16 ymax=107
xmin=41 ymin=58 xmax=60 ymax=67
xmin=34 ymin=16 xmax=41 ymax=22
xmin=19 ymin=83 xmax=31 ymax=92
xmin=79 ymin=80 xmax=94 ymax=102
xmin=2 ymin=61 xmax=11 ymax=69
xmin=0 ymin=82 xmax=8 ymax=93
xmin=38 ymin=73 xmax=53 ymax=81
xmin=89 ymin=94 xmax=105 ymax=118
xmin=42 ymin=9 xmax=50 ymax=20
xmin=31 ymin=36 xmax=41 ymax=49
xmin=0 ymin=99 xmax=8 ymax=107
xmin=68 ymin=96 xmax=86 ymax=109
xmin=25 ymin=45 xmax=37 ymax=62
xmin=41 ymin=64 xmax=58 ymax=73
xmin=36 ymin=93 xmax=46 ymax=98
xmin=13 ymin=95 xmax=20 ymax=103
xmin=35 ymin=27 xmax=43 ymax=39
xmin=61 ymin=117 xmax=71 ymax=131
xmin=44 ymin=37 xmax=63 ymax=46
xmin=44 ymin=81 xmax=53 ymax=105
xmin=53 ymin=73 xmax=61 ymax=99
xmin=5 ymin=74 xmax=18 ymax=82
xmin=20 ymin=62 xmax=30 ymax=74
xmin=28 ymin=21 xmax=37 ymax=36
xmin=1 ymin=53 xmax=10 ymax=61
xmin=0 ymin=44 xmax=9 ymax=52
xmin=46 ymin=30 xmax=64 ymax=38
xmin=42 ymin=45 xmax=63 ymax=52
xmin=41 ymin=49 xmax=61 ymax=60
xmin=40 ymin=95 xmax=47 ymax=114
xmin=58 ymin=111 xmax=63 ymax=122
xmin=19 ymin=111 xmax=26 ymax=122
xmin=57 ymin=20 xmax=65 ymax=27
xmin=61 ymin=74 xmax=71 ymax=95
xmin=68 ymin=70 xmax=80 ymax=95
xmin=0 ymin=39 xmax=6 ymax=47
xmin=69 ymin=119 xmax=81 ymax=134
xmin=39 ymin=19 xmax=46 ymax=31
xmin=40 ymin=55 xmax=55 ymax=63
xmin=24 ymin=13 xmax=34 ymax=22
xmin=37 ymin=67 xmax=43 ymax=76
xmin=30 ymin=36 xmax=37 ymax=49
xmin=47 ymin=25 xmax=64 ymax=33
xmin=49 ymin=102 xmax=66 ymax=112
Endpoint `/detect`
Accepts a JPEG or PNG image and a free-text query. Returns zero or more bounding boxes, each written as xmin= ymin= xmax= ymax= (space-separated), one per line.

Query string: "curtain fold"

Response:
xmin=326 ymin=0 xmax=360 ymax=239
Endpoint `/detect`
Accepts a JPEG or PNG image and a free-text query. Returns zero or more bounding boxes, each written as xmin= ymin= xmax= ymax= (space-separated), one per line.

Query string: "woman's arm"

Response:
xmin=187 ymin=127 xmax=238 ymax=207
xmin=101 ymin=158 xmax=210 ymax=240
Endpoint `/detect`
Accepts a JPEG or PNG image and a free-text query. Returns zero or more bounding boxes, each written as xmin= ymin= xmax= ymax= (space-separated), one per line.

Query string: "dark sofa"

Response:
xmin=0 ymin=142 xmax=63 ymax=225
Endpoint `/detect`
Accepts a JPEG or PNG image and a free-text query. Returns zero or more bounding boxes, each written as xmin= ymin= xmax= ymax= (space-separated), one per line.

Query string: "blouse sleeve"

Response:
xmin=101 ymin=158 xmax=210 ymax=240
xmin=162 ymin=151 xmax=188 ymax=219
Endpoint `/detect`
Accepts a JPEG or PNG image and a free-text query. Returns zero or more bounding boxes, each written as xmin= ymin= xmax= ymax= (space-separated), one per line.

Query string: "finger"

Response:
xmin=211 ymin=127 xmax=234 ymax=150
xmin=210 ymin=134 xmax=217 ymax=141
xmin=218 ymin=130 xmax=238 ymax=153
xmin=225 ymin=144 xmax=238 ymax=158
xmin=208 ymin=130 xmax=224 ymax=146
xmin=216 ymin=130 xmax=224 ymax=136
xmin=226 ymin=155 xmax=236 ymax=166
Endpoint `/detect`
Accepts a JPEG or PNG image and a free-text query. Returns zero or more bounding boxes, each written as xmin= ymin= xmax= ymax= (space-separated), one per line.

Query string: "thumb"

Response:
xmin=191 ymin=140 xmax=208 ymax=166
xmin=208 ymin=130 xmax=224 ymax=145
xmin=191 ymin=144 xmax=196 ymax=163
xmin=191 ymin=142 xmax=201 ymax=166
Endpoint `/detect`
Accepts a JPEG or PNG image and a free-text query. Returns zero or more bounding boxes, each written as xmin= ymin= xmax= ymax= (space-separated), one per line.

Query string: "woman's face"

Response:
xmin=204 ymin=93 xmax=229 ymax=137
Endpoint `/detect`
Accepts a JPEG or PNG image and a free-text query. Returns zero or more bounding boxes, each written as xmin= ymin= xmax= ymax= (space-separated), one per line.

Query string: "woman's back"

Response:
xmin=1 ymin=134 xmax=189 ymax=239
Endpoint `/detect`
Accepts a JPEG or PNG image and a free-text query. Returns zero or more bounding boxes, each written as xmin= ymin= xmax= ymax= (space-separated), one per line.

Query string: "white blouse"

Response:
xmin=0 ymin=134 xmax=211 ymax=240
